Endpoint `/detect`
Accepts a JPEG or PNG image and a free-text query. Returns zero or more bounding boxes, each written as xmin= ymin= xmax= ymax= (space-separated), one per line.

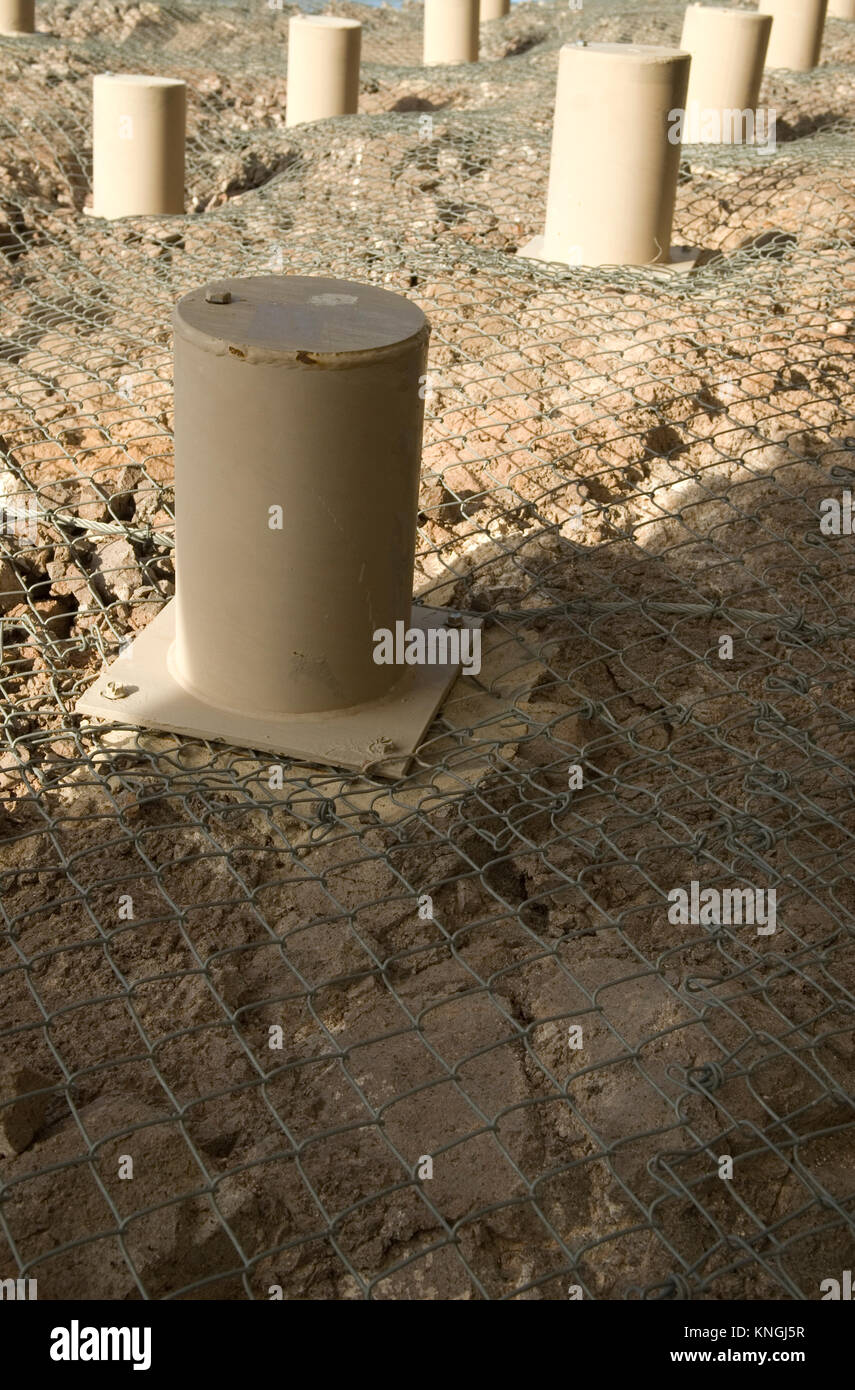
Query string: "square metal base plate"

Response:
xmin=75 ymin=602 xmax=480 ymax=778
xmin=517 ymin=234 xmax=702 ymax=273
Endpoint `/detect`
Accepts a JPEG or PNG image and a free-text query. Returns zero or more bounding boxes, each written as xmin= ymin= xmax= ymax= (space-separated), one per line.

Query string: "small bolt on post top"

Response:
xmin=76 ymin=277 xmax=479 ymax=777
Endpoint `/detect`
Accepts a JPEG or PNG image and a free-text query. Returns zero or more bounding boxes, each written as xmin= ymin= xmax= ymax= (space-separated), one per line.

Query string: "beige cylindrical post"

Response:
xmin=480 ymin=0 xmax=509 ymax=20
xmin=0 ymin=0 xmax=34 ymax=33
xmin=828 ymin=0 xmax=855 ymax=18
xmin=680 ymin=6 xmax=771 ymax=142
xmin=91 ymin=74 xmax=185 ymax=219
xmin=285 ymin=16 xmax=361 ymax=126
xmin=171 ymin=276 xmax=429 ymax=716
xmin=758 ymin=0 xmax=827 ymax=69
xmin=538 ymin=44 xmax=690 ymax=267
xmin=424 ymin=0 xmax=479 ymax=65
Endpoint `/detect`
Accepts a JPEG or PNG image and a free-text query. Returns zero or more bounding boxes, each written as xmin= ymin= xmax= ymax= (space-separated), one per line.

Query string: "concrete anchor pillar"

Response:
xmin=520 ymin=43 xmax=692 ymax=268
xmin=424 ymin=0 xmax=480 ymax=66
xmin=679 ymin=6 xmax=772 ymax=143
xmin=758 ymin=0 xmax=828 ymax=69
xmin=77 ymin=276 xmax=474 ymax=776
xmin=91 ymin=74 xmax=186 ymax=219
xmin=286 ymin=15 xmax=362 ymax=126
xmin=0 ymin=0 xmax=34 ymax=33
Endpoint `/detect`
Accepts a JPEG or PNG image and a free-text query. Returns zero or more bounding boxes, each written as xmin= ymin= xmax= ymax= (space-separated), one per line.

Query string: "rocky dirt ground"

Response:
xmin=0 ymin=0 xmax=854 ymax=1300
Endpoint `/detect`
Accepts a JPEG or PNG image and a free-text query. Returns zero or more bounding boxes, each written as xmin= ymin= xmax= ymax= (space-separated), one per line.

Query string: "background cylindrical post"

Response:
xmin=480 ymin=0 xmax=510 ymax=20
xmin=758 ymin=0 xmax=828 ymax=69
xmin=424 ymin=0 xmax=480 ymax=65
xmin=92 ymin=74 xmax=186 ymax=218
xmin=827 ymin=0 xmax=855 ymax=18
xmin=285 ymin=16 xmax=362 ymax=126
xmin=540 ymin=43 xmax=690 ymax=267
xmin=170 ymin=276 xmax=430 ymax=717
xmin=0 ymin=0 xmax=34 ymax=33
xmin=679 ymin=6 xmax=772 ymax=142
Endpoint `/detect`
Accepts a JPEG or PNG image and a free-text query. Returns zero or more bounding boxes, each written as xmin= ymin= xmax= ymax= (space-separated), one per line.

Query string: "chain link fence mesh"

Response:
xmin=0 ymin=0 xmax=854 ymax=1301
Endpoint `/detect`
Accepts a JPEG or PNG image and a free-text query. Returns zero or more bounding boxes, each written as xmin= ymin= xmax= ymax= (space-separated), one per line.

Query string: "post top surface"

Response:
xmin=93 ymin=73 xmax=186 ymax=86
xmin=289 ymin=14 xmax=362 ymax=26
xmin=561 ymin=41 xmax=690 ymax=62
xmin=174 ymin=276 xmax=428 ymax=359
xmin=684 ymin=3 xmax=771 ymax=16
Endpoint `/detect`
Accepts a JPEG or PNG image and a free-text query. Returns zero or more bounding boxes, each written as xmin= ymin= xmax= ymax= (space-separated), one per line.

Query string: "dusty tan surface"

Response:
xmin=0 ymin=0 xmax=854 ymax=1300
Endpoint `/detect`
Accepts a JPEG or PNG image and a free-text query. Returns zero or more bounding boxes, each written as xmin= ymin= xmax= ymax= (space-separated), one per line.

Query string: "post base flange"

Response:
xmin=517 ymin=234 xmax=704 ymax=272
xmin=75 ymin=601 xmax=480 ymax=778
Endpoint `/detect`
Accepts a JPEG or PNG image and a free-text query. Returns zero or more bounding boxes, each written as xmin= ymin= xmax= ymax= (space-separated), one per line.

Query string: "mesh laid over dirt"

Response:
xmin=1 ymin=0 xmax=854 ymax=1300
